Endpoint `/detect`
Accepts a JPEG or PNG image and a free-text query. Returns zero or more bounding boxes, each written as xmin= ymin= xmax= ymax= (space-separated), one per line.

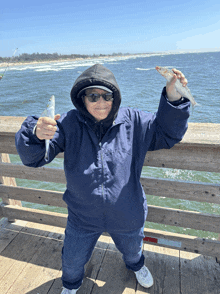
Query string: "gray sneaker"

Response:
xmin=135 ymin=265 xmax=154 ymax=288
xmin=61 ymin=287 xmax=79 ymax=294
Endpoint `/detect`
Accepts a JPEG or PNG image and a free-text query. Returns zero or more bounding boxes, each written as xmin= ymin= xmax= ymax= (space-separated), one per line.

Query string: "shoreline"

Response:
xmin=0 ymin=54 xmax=139 ymax=68
xmin=0 ymin=57 xmax=93 ymax=68
xmin=1 ymin=50 xmax=219 ymax=69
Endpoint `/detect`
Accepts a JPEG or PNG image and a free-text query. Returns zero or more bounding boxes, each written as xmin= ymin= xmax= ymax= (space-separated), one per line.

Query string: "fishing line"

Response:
xmin=0 ymin=48 xmax=18 ymax=80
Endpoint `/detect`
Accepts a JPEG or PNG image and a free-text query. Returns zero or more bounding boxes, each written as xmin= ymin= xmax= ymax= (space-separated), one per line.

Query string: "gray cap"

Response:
xmin=77 ymin=85 xmax=113 ymax=99
xmin=83 ymin=85 xmax=112 ymax=93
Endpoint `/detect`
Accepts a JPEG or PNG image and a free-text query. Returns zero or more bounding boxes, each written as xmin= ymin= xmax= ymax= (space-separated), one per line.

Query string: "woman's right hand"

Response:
xmin=36 ymin=114 xmax=61 ymax=140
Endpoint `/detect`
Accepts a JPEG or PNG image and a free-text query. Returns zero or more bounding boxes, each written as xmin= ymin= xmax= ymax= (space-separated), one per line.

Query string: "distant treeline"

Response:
xmin=0 ymin=52 xmax=130 ymax=63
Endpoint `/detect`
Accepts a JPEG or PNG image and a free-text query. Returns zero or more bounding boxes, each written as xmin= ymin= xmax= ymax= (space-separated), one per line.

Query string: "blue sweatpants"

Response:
xmin=61 ymin=216 xmax=145 ymax=290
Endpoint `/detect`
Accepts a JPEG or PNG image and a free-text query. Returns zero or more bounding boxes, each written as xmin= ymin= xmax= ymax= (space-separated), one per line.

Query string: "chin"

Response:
xmin=96 ymin=116 xmax=107 ymax=121
xmin=94 ymin=112 xmax=109 ymax=121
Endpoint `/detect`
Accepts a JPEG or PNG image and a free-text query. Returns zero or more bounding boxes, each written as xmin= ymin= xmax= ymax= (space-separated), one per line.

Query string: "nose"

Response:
xmin=96 ymin=96 xmax=106 ymax=104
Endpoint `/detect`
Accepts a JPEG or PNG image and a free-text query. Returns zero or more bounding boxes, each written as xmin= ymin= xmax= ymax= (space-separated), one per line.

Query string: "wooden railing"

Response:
xmin=0 ymin=116 xmax=220 ymax=259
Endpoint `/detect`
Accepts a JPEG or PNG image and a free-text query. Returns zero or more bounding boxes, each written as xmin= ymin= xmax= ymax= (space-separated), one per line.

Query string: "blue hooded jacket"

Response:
xmin=15 ymin=64 xmax=190 ymax=232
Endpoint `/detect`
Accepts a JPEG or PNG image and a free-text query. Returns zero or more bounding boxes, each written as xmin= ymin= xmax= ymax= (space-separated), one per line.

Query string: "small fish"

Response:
xmin=41 ymin=95 xmax=55 ymax=161
xmin=155 ymin=66 xmax=198 ymax=107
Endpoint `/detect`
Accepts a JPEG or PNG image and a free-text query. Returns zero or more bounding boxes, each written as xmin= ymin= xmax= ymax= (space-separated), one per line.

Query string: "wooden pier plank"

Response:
xmin=91 ymin=241 xmax=136 ymax=294
xmin=137 ymin=244 xmax=180 ymax=294
xmin=180 ymin=251 xmax=220 ymax=294
xmin=77 ymin=235 xmax=112 ymax=294
xmin=47 ymin=276 xmax=63 ymax=294
xmin=0 ymin=231 xmax=36 ymax=285
xmin=1 ymin=221 xmax=220 ymax=293
xmin=0 ymin=222 xmax=60 ymax=293
xmin=0 ymin=219 xmax=27 ymax=253
xmin=6 ymin=234 xmax=62 ymax=294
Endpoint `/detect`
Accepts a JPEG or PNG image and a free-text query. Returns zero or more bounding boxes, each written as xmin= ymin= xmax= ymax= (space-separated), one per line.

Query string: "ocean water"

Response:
xmin=1 ymin=52 xmax=220 ymax=239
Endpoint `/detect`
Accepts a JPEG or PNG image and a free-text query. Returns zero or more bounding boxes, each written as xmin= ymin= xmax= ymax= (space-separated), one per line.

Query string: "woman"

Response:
xmin=15 ymin=64 xmax=190 ymax=294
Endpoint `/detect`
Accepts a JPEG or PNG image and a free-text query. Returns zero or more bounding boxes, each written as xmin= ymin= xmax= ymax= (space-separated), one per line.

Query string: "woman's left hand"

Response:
xmin=166 ymin=68 xmax=188 ymax=101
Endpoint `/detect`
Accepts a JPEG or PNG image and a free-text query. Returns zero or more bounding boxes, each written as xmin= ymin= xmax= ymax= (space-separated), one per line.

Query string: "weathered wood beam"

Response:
xmin=147 ymin=205 xmax=220 ymax=233
xmin=1 ymin=135 xmax=219 ymax=172
xmin=0 ymin=162 xmax=66 ymax=184
xmin=144 ymin=144 xmax=220 ymax=172
xmin=1 ymin=120 xmax=220 ymax=172
xmin=2 ymin=203 xmax=220 ymax=234
xmin=141 ymin=177 xmax=220 ymax=204
xmin=143 ymin=228 xmax=220 ymax=258
xmin=1 ymin=205 xmax=67 ymax=228
xmin=0 ymin=185 xmax=66 ymax=208
xmin=0 ymin=176 xmax=219 ymax=207
xmin=0 ymin=135 xmax=64 ymax=158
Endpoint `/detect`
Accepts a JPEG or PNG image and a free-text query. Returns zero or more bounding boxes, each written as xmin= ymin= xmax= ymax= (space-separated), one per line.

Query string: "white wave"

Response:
xmin=35 ymin=68 xmax=61 ymax=72
xmin=136 ymin=67 xmax=155 ymax=71
xmin=9 ymin=55 xmax=149 ymax=72
xmin=59 ymin=64 xmax=79 ymax=69
xmin=9 ymin=66 xmax=35 ymax=71
xmin=34 ymin=62 xmax=100 ymax=72
xmin=7 ymin=53 xmax=179 ymax=73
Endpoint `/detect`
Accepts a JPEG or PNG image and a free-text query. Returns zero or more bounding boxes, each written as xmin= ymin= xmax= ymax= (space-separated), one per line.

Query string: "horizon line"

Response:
xmin=0 ymin=48 xmax=220 ymax=59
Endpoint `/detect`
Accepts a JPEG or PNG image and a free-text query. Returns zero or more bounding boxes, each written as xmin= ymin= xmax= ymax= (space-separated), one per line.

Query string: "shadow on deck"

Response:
xmin=1 ymin=219 xmax=220 ymax=294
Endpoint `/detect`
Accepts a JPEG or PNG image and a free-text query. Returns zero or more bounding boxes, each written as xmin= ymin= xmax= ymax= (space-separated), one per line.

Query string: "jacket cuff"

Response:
xmin=163 ymin=87 xmax=190 ymax=106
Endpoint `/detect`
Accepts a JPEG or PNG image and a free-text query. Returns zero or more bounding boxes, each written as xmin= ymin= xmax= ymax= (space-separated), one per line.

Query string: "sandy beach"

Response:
xmin=0 ymin=54 xmax=136 ymax=68
xmin=0 ymin=57 xmax=92 ymax=68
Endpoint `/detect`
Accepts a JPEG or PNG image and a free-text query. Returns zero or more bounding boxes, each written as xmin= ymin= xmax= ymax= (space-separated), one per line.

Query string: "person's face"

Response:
xmin=84 ymin=88 xmax=113 ymax=121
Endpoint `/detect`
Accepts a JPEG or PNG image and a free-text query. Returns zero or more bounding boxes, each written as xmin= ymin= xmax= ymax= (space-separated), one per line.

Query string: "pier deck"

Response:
xmin=1 ymin=218 xmax=220 ymax=294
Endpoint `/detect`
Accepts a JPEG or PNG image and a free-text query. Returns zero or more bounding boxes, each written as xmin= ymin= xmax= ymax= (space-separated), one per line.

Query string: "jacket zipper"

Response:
xmin=99 ymin=141 xmax=105 ymax=198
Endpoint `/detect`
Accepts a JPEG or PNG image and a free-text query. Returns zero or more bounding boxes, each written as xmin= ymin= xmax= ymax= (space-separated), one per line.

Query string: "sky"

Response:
xmin=1 ymin=0 xmax=220 ymax=57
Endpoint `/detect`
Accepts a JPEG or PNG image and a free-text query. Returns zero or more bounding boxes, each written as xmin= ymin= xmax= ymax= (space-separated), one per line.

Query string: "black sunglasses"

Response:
xmin=85 ymin=93 xmax=113 ymax=102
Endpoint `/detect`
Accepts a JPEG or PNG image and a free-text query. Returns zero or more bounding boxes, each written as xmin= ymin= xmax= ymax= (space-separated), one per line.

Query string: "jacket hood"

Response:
xmin=70 ymin=64 xmax=121 ymax=123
